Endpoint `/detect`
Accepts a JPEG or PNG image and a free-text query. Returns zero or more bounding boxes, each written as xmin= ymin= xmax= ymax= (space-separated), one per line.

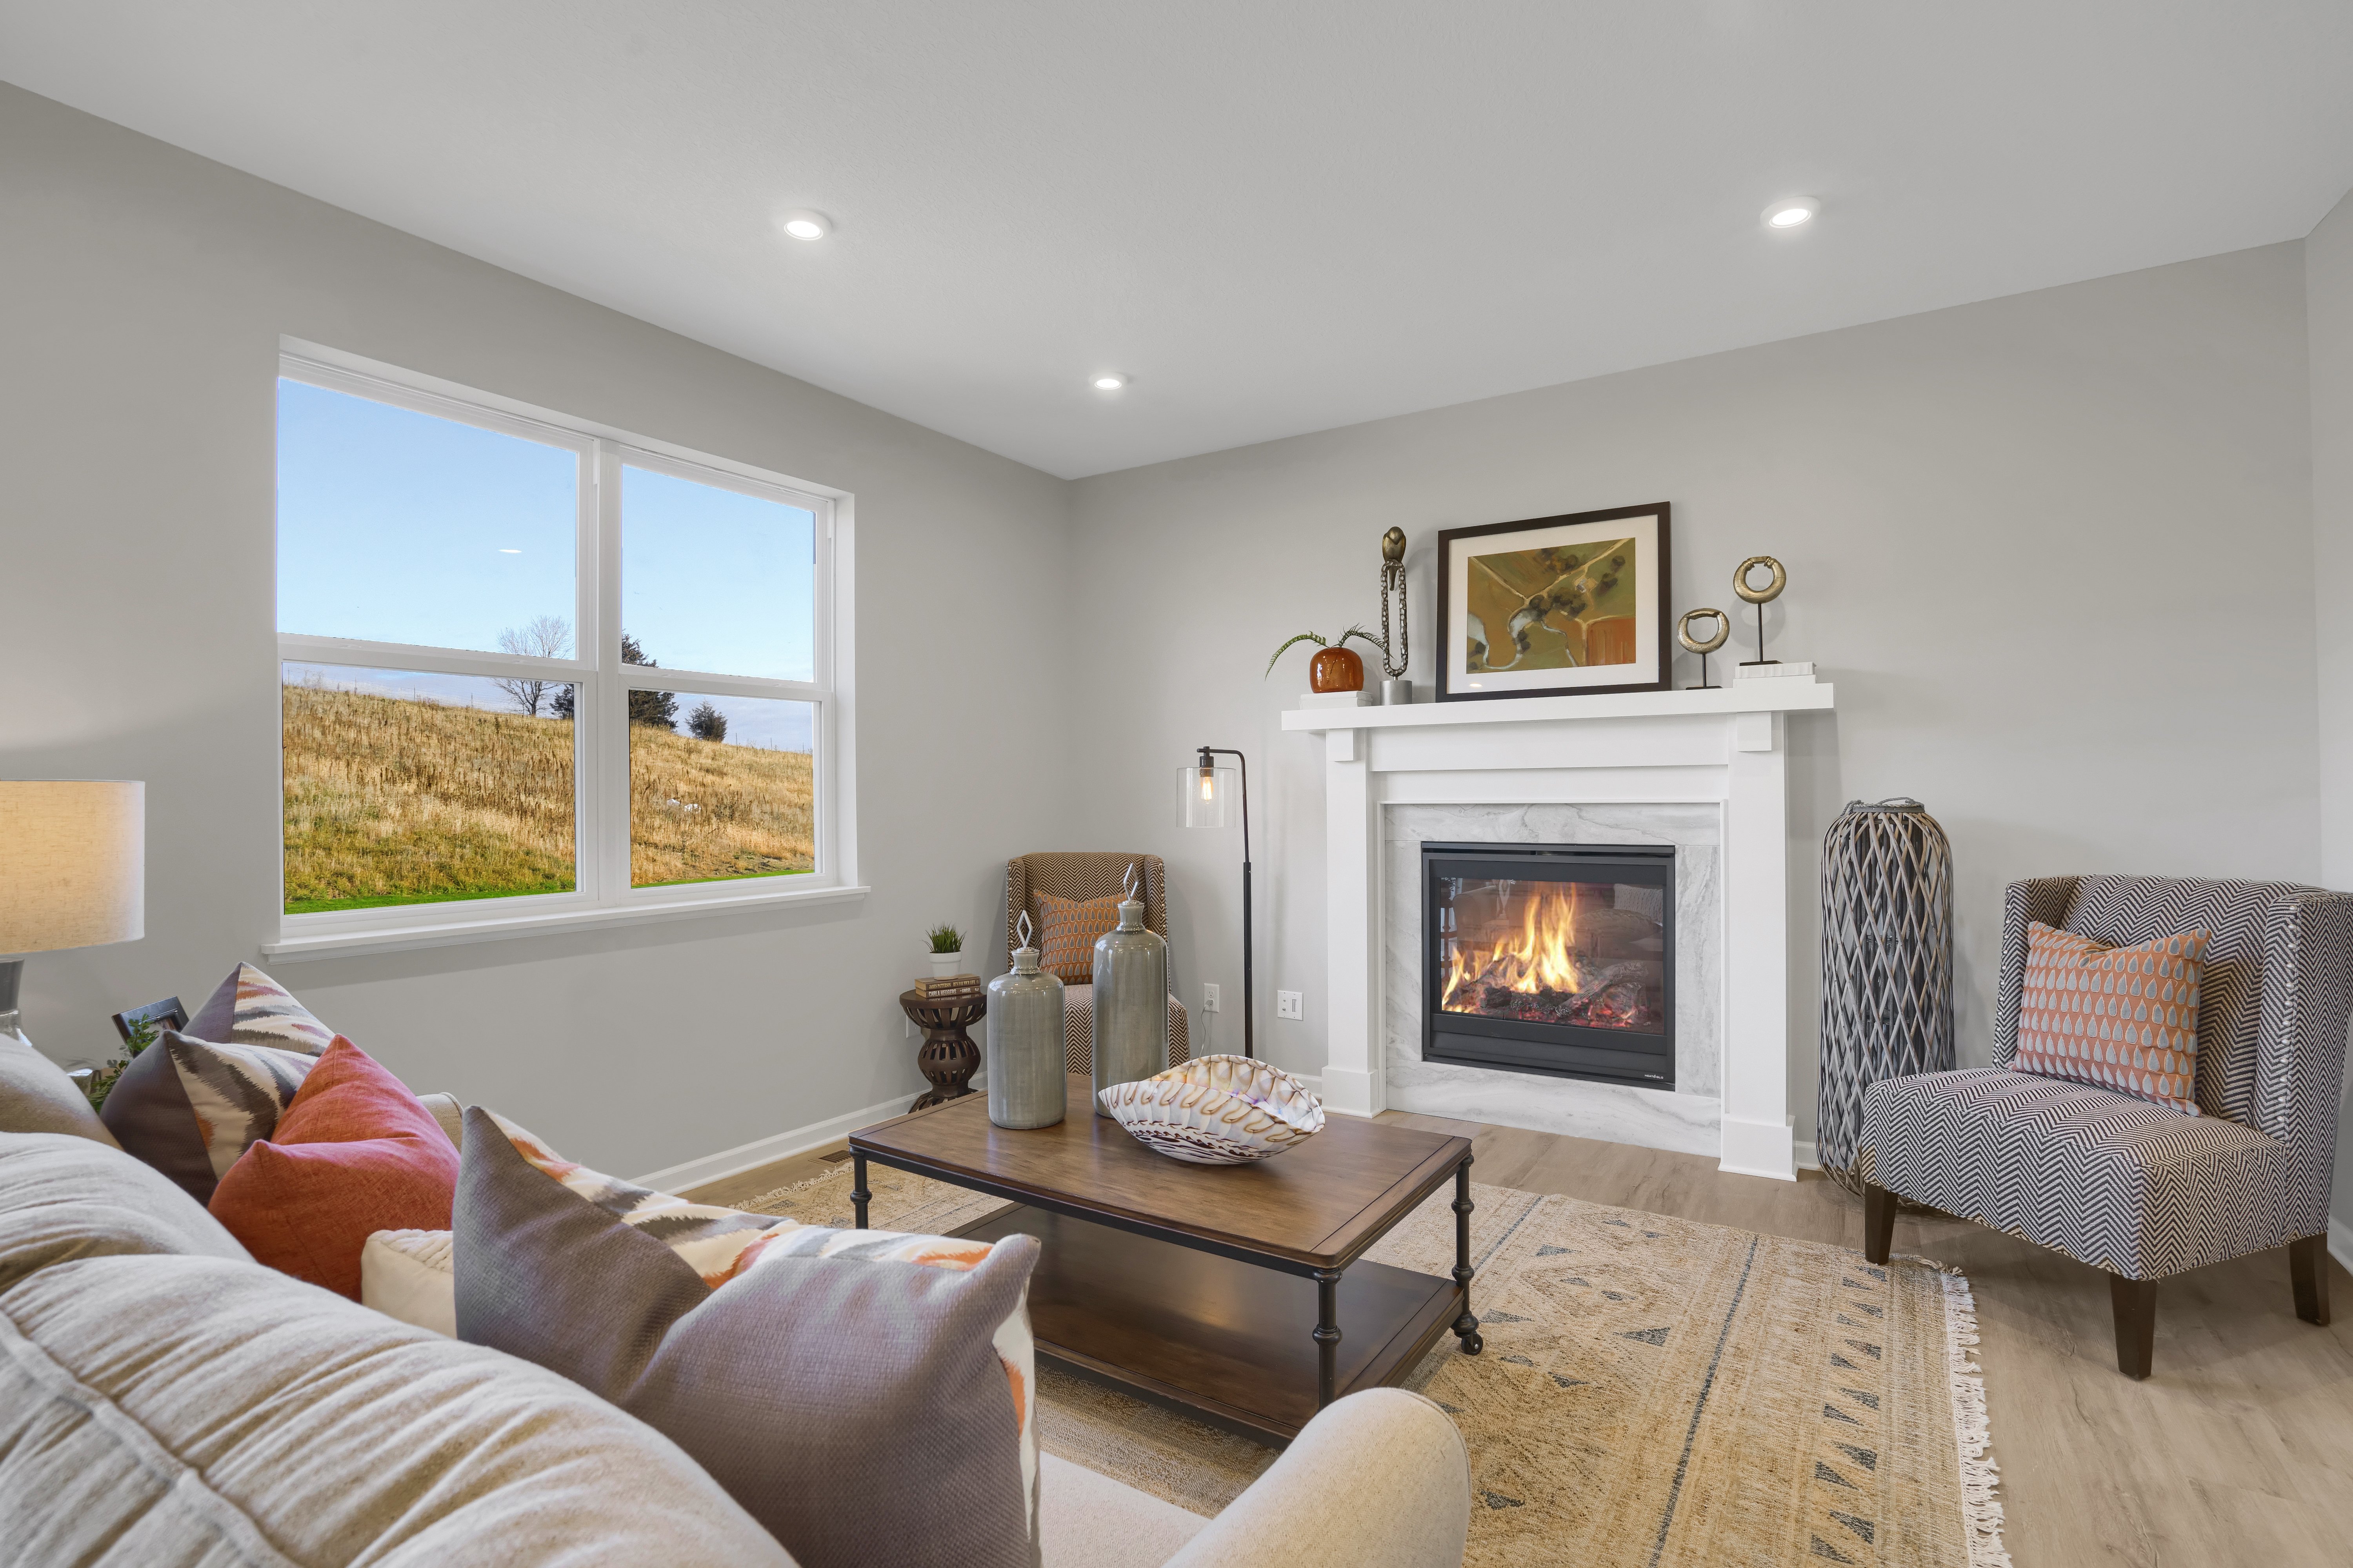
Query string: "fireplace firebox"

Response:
xmin=1421 ymin=842 xmax=1675 ymax=1088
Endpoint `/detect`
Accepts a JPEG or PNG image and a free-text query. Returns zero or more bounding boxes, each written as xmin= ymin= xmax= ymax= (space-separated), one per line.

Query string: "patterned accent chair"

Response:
xmin=1860 ymin=875 xmax=2352 ymax=1379
xmin=1005 ymin=853 xmax=1192 ymax=1076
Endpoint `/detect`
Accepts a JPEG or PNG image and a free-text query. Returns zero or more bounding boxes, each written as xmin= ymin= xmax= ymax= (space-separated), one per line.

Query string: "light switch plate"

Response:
xmin=1201 ymin=983 xmax=1220 ymax=1013
xmin=1276 ymin=990 xmax=1304 ymax=1020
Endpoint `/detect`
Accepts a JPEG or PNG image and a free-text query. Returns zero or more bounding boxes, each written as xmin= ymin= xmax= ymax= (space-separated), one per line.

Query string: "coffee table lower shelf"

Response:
xmin=956 ymin=1204 xmax=1464 ymax=1447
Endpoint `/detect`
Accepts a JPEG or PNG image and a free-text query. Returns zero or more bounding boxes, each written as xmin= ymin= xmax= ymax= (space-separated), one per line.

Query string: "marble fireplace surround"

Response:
xmin=1282 ymin=680 xmax=1835 ymax=1181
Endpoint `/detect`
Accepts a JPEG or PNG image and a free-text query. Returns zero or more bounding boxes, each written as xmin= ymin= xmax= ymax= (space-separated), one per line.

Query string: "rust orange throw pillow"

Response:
xmin=1035 ymin=891 xmax=1123 ymax=984
xmin=208 ymin=1037 xmax=460 ymax=1298
xmin=2015 ymin=921 xmax=2209 ymax=1115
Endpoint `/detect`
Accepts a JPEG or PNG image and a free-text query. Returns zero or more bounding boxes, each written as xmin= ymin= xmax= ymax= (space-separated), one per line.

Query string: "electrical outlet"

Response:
xmin=1201 ymin=983 xmax=1221 ymax=1013
xmin=1277 ymin=990 xmax=1304 ymax=1020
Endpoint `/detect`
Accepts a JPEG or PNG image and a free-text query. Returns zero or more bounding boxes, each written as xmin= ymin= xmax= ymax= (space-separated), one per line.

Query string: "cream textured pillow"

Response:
xmin=362 ymin=1229 xmax=457 ymax=1337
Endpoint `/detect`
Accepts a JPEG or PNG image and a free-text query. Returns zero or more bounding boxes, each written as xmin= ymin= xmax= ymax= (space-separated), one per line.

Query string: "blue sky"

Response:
xmin=278 ymin=380 xmax=816 ymax=731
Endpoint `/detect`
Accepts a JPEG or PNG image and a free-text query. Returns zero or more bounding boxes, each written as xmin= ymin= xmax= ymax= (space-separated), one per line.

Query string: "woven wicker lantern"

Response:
xmin=1817 ymin=798 xmax=1953 ymax=1194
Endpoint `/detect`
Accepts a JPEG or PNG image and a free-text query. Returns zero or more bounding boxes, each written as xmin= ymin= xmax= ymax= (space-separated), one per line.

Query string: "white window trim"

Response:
xmin=266 ymin=340 xmax=862 ymax=961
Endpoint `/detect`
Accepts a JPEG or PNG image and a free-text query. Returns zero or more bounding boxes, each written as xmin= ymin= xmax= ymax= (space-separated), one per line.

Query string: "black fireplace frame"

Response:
xmin=1420 ymin=841 xmax=1676 ymax=1089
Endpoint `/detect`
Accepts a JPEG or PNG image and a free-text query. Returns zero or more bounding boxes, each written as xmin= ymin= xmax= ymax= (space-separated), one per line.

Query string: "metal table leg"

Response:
xmin=1313 ymin=1267 xmax=1343 ymax=1408
xmin=1451 ymin=1157 xmax=1482 ymax=1354
xmin=851 ymin=1151 xmax=871 ymax=1230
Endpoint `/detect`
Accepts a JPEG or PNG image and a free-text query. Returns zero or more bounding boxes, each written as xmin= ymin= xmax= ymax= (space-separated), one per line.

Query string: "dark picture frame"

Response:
xmin=1435 ymin=502 xmax=1672 ymax=702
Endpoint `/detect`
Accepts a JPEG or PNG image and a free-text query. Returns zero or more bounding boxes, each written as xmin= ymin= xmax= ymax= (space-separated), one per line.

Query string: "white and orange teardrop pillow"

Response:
xmin=2015 ymin=922 xmax=2208 ymax=1115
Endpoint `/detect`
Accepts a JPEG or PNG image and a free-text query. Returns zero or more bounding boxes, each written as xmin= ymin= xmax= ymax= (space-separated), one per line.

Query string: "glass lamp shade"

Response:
xmin=1180 ymin=763 xmax=1241 ymax=828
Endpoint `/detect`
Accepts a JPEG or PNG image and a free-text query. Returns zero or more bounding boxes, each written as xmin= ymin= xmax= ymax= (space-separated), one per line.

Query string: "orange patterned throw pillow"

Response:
xmin=2015 ymin=921 xmax=2208 ymax=1114
xmin=1035 ymin=891 xmax=1122 ymax=984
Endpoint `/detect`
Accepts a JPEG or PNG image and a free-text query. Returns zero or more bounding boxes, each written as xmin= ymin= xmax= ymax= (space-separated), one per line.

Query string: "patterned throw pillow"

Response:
xmin=453 ymin=1107 xmax=1041 ymax=1568
xmin=183 ymin=962 xmax=338 ymax=1053
xmin=2015 ymin=921 xmax=2209 ymax=1114
xmin=100 ymin=1030 xmax=322 ymax=1203
xmin=1035 ymin=890 xmax=1122 ymax=984
xmin=102 ymin=964 xmax=338 ymax=1202
xmin=487 ymin=1111 xmax=810 ymax=1288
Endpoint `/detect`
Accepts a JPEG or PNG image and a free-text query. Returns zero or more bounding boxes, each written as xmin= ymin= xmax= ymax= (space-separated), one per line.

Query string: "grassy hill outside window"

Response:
xmin=273 ymin=346 xmax=853 ymax=955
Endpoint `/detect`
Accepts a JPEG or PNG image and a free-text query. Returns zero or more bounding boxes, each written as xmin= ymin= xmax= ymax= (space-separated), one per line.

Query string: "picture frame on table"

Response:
xmin=1435 ymin=502 xmax=1672 ymax=702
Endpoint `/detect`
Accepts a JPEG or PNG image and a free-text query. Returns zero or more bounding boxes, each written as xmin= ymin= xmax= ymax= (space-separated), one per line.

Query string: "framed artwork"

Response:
xmin=1435 ymin=503 xmax=1671 ymax=701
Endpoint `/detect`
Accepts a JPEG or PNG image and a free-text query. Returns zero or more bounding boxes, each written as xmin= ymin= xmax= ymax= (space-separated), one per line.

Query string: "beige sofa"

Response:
xmin=0 ymin=1050 xmax=1472 ymax=1567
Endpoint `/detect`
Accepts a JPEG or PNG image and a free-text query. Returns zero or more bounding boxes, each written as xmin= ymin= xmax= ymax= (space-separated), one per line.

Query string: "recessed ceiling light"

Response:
xmin=498 ymin=548 xmax=521 ymax=554
xmin=1763 ymin=196 xmax=1820 ymax=231
xmin=1093 ymin=373 xmax=1129 ymax=392
xmin=779 ymin=210 xmax=831 ymax=242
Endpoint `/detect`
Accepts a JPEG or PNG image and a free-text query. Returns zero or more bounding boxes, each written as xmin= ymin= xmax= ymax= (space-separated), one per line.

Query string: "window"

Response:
xmin=273 ymin=346 xmax=853 ymax=953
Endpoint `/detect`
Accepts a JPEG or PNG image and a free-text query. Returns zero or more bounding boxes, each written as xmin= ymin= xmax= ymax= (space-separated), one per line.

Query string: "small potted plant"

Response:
xmin=926 ymin=924 xmax=967 ymax=981
xmin=1266 ymin=625 xmax=1387 ymax=693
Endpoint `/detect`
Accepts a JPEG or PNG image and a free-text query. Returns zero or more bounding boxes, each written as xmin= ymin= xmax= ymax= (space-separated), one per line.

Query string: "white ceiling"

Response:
xmin=5 ymin=3 xmax=2351 ymax=479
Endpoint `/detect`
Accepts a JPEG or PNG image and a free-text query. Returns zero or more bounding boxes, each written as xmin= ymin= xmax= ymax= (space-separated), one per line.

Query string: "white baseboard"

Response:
xmin=2330 ymin=1215 xmax=2352 ymax=1277
xmin=633 ymin=1091 xmax=913 ymax=1193
xmin=1794 ymin=1139 xmax=1821 ymax=1171
xmin=1717 ymin=1113 xmax=1799 ymax=1182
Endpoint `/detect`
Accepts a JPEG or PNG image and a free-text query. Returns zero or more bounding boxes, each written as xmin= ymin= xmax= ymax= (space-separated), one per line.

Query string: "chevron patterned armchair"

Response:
xmin=1859 ymin=874 xmax=2353 ymax=1379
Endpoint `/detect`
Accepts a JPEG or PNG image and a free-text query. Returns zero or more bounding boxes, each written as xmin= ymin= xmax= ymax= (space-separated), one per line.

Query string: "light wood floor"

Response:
xmin=687 ymin=1113 xmax=2353 ymax=1568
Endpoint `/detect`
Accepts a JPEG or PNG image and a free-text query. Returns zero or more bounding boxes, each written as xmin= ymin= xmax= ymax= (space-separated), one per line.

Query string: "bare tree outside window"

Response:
xmin=494 ymin=615 xmax=572 ymax=716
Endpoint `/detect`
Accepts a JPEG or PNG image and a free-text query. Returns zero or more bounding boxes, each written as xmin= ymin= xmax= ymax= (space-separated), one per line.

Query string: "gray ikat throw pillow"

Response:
xmin=453 ymin=1107 xmax=1042 ymax=1568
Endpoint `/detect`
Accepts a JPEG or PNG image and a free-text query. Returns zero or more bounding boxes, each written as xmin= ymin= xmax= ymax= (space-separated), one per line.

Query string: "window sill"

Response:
xmin=262 ymin=882 xmax=871 ymax=962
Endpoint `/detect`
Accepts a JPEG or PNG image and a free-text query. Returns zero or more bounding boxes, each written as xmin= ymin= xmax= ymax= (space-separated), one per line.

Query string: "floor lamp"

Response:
xmin=1180 ymin=747 xmax=1253 ymax=1059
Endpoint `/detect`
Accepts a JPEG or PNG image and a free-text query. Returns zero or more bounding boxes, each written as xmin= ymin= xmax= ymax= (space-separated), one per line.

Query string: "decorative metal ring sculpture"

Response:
xmin=1676 ymin=608 xmax=1729 ymax=654
xmin=1734 ymin=555 xmax=1786 ymax=604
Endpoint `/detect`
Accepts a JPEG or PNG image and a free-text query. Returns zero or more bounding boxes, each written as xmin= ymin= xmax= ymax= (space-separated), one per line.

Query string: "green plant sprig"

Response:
xmin=1265 ymin=624 xmax=1386 ymax=677
xmin=926 ymin=923 xmax=964 ymax=954
xmin=84 ymin=1013 xmax=159 ymax=1112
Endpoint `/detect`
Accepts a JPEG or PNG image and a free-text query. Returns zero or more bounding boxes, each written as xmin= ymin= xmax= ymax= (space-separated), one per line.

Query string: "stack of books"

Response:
xmin=915 ymin=974 xmax=983 ymax=1001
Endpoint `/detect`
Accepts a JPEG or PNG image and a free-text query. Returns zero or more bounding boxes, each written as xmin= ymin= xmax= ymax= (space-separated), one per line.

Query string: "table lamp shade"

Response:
xmin=0 ymin=782 xmax=144 ymax=953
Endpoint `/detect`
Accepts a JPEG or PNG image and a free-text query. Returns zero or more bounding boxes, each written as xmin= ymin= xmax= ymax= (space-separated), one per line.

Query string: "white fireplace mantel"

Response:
xmin=1283 ymin=676 xmax=1835 ymax=1181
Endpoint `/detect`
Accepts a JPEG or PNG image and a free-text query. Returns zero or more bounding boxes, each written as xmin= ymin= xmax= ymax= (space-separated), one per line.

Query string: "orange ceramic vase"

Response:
xmin=1309 ymin=646 xmax=1365 ymax=693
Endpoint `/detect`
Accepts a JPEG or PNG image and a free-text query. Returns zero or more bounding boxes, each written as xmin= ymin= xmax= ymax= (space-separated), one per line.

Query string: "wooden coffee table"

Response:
xmin=848 ymin=1072 xmax=1480 ymax=1446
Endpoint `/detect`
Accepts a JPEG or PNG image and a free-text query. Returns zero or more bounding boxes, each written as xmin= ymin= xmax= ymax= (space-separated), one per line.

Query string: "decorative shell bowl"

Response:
xmin=1098 ymin=1055 xmax=1326 ymax=1165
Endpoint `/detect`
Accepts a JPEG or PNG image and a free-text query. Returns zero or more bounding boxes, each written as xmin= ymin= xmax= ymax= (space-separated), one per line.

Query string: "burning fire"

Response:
xmin=1442 ymin=882 xmax=1591 ymax=1008
xmin=1440 ymin=881 xmax=1659 ymax=1032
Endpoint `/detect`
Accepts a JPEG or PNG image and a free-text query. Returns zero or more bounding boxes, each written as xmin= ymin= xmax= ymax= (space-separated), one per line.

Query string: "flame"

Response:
xmin=1441 ymin=882 xmax=1590 ymax=1010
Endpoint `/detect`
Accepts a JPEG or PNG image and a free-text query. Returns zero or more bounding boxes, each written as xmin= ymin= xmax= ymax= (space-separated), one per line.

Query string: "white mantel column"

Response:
xmin=1319 ymin=726 xmax=1384 ymax=1116
xmin=1717 ymin=710 xmax=1797 ymax=1179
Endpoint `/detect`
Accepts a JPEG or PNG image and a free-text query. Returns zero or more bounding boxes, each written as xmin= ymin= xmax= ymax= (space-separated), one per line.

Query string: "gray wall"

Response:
xmin=2310 ymin=187 xmax=2353 ymax=1235
xmin=1067 ymin=244 xmax=2322 ymax=1151
xmin=0 ymin=84 xmax=1074 ymax=1177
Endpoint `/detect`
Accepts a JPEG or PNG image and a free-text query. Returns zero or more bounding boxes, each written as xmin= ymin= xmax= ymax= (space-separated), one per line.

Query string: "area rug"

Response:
xmin=740 ymin=1164 xmax=2009 ymax=1568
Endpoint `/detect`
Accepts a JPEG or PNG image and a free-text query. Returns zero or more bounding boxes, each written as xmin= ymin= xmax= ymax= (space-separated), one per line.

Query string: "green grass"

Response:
xmin=284 ymin=880 xmax=575 ymax=916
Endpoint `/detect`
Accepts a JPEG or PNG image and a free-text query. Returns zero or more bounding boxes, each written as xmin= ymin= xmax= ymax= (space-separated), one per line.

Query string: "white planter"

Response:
xmin=927 ymin=950 xmax=967 ymax=980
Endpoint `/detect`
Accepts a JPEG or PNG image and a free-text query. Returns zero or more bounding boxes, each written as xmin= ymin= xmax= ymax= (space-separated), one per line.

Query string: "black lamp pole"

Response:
xmin=1196 ymin=745 xmax=1253 ymax=1059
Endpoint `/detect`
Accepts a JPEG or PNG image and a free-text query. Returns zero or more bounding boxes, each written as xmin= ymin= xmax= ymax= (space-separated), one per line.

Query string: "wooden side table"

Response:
xmin=898 ymin=989 xmax=986 ymax=1111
